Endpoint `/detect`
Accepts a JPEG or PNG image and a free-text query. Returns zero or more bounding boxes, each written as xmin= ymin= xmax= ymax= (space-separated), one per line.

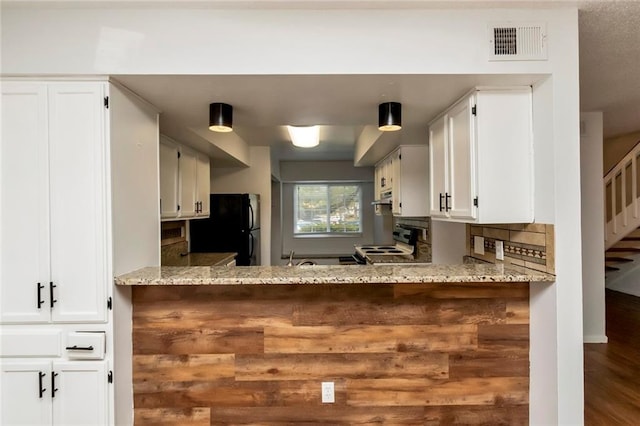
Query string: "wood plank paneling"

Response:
xmin=133 ymin=328 xmax=264 ymax=355
xmin=346 ymin=377 xmax=529 ymax=406
xmin=132 ymin=283 xmax=530 ymax=424
xmin=210 ymin=406 xmax=426 ymax=425
xmin=134 ymin=408 xmax=209 ymax=426
xmin=449 ymin=351 xmax=530 ymax=379
xmin=133 ymin=354 xmax=235 ymax=382
xmin=264 ymin=324 xmax=478 ymax=353
xmin=292 ymin=298 xmax=507 ymax=326
xmin=235 ymin=353 xmax=449 ymax=381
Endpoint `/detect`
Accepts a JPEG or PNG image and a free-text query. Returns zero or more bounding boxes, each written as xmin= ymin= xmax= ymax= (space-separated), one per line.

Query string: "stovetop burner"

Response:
xmin=353 ymin=225 xmax=418 ymax=260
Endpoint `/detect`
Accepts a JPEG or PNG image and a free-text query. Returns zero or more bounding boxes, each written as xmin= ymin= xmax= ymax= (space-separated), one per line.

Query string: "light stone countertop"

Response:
xmin=114 ymin=263 xmax=555 ymax=286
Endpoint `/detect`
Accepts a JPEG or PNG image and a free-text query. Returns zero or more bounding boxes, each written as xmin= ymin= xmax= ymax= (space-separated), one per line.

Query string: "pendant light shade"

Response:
xmin=209 ymin=102 xmax=233 ymax=132
xmin=378 ymin=102 xmax=402 ymax=131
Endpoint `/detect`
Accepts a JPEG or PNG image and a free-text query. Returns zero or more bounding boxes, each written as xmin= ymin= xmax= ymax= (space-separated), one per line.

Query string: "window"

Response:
xmin=294 ymin=184 xmax=362 ymax=235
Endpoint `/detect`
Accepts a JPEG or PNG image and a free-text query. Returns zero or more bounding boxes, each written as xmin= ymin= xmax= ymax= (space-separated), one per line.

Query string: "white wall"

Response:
xmin=529 ymin=76 xmax=559 ymax=426
xmin=580 ymin=112 xmax=607 ymax=343
xmin=430 ymin=221 xmax=466 ymax=264
xmin=270 ymin=180 xmax=282 ymax=266
xmin=2 ymin=8 xmax=559 ymax=75
xmin=211 ymin=146 xmax=272 ymax=265
xmin=109 ymin=82 xmax=160 ymax=426
xmin=1 ymin=5 xmax=585 ymax=423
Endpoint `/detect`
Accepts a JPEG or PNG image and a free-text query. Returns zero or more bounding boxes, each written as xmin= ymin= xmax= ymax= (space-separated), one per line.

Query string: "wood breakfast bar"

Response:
xmin=115 ymin=264 xmax=554 ymax=425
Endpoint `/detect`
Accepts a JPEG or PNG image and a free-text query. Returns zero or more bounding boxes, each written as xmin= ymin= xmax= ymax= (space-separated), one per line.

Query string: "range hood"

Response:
xmin=372 ymin=190 xmax=392 ymax=216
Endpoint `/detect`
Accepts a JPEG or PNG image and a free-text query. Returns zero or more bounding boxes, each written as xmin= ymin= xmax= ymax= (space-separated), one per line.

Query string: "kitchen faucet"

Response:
xmin=286 ymin=250 xmax=316 ymax=266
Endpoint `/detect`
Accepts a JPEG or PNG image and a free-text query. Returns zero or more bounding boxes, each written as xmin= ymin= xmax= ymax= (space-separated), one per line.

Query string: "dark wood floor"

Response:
xmin=584 ymin=289 xmax=640 ymax=425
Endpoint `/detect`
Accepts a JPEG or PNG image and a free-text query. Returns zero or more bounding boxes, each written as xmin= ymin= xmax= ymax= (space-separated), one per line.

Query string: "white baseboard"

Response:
xmin=583 ymin=335 xmax=608 ymax=344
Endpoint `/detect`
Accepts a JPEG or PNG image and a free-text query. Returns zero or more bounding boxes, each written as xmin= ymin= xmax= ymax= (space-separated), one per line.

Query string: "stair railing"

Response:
xmin=605 ymin=140 xmax=640 ymax=249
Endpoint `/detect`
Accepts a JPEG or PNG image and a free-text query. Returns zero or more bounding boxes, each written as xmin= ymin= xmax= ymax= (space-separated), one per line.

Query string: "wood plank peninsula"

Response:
xmin=116 ymin=264 xmax=554 ymax=425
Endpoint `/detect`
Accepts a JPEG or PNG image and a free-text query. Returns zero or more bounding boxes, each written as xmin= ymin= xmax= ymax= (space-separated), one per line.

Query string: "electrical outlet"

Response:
xmin=321 ymin=381 xmax=335 ymax=403
xmin=474 ymin=236 xmax=485 ymax=255
xmin=496 ymin=240 xmax=504 ymax=261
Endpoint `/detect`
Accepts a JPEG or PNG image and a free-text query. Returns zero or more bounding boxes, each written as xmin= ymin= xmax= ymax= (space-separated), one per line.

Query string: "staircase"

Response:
xmin=604 ymin=140 xmax=640 ymax=296
xmin=604 ymin=141 xmax=640 ymax=250
xmin=605 ymin=228 xmax=640 ymax=273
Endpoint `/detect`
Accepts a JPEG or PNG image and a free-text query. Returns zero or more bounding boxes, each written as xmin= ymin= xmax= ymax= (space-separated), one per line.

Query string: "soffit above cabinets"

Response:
xmin=114 ymin=74 xmax=545 ymax=165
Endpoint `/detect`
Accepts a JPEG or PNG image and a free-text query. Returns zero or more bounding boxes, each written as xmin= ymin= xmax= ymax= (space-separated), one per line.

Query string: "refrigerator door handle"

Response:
xmin=248 ymin=202 xmax=255 ymax=230
xmin=249 ymin=232 xmax=255 ymax=261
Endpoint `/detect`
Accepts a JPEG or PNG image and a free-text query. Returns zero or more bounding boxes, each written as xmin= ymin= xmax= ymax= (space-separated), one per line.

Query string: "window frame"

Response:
xmin=293 ymin=182 xmax=363 ymax=237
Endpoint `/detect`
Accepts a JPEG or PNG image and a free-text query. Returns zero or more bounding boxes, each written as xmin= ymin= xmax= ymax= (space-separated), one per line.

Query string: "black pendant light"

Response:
xmin=209 ymin=102 xmax=233 ymax=132
xmin=378 ymin=102 xmax=402 ymax=131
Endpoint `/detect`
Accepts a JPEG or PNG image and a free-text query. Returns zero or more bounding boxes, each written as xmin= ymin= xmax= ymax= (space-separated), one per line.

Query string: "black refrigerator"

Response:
xmin=190 ymin=193 xmax=260 ymax=266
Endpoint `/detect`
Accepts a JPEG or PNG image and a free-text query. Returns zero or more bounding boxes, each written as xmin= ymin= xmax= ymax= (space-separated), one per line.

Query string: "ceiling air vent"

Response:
xmin=488 ymin=23 xmax=547 ymax=61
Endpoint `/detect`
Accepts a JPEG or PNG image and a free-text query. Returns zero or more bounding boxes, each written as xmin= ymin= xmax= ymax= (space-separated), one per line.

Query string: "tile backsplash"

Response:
xmin=395 ymin=217 xmax=432 ymax=262
xmin=467 ymin=223 xmax=555 ymax=274
xmin=161 ymin=221 xmax=187 ymax=266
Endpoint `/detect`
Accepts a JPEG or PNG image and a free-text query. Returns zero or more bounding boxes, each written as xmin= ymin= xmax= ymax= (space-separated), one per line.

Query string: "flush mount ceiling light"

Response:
xmin=287 ymin=125 xmax=319 ymax=148
xmin=209 ymin=102 xmax=233 ymax=132
xmin=378 ymin=102 xmax=402 ymax=132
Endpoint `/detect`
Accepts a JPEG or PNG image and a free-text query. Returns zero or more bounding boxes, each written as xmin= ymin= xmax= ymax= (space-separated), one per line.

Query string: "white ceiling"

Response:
xmin=108 ymin=0 xmax=640 ymax=165
xmin=115 ymin=74 xmax=543 ymax=165
xmin=578 ymin=1 xmax=640 ymax=138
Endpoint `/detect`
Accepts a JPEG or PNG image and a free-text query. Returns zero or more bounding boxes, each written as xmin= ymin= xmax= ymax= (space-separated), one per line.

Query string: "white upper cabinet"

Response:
xmin=428 ymin=116 xmax=448 ymax=219
xmin=159 ymin=135 xmax=210 ymax=221
xmin=1 ymin=82 xmax=108 ymax=324
xmin=428 ymin=87 xmax=534 ymax=224
xmin=446 ymin=95 xmax=476 ymax=221
xmin=374 ymin=155 xmax=392 ymax=200
xmin=178 ymin=145 xmax=198 ymax=218
xmin=1 ymin=83 xmax=51 ymax=324
xmin=47 ymin=84 xmax=108 ymax=323
xmin=159 ymin=138 xmax=180 ymax=218
xmin=195 ymin=152 xmax=211 ymax=216
xmin=375 ymin=145 xmax=429 ymax=217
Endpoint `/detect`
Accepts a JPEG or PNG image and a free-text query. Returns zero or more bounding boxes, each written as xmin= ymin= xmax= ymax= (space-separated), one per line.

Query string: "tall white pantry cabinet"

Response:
xmin=1 ymin=80 xmax=161 ymax=425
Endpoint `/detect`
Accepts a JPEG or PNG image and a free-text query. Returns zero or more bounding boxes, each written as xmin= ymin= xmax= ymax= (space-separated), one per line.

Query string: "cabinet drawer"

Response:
xmin=0 ymin=329 xmax=62 ymax=357
xmin=64 ymin=332 xmax=105 ymax=360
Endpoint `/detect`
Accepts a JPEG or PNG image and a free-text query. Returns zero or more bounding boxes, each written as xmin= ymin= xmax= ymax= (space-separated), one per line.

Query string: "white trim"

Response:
xmin=583 ymin=335 xmax=608 ymax=344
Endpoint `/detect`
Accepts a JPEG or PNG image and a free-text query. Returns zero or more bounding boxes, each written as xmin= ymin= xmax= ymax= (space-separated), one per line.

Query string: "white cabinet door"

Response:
xmin=429 ymin=116 xmax=448 ymax=218
xmin=159 ymin=136 xmax=210 ymax=220
xmin=52 ymin=361 xmax=107 ymax=426
xmin=429 ymin=87 xmax=533 ymax=224
xmin=391 ymin=150 xmax=402 ymax=215
xmin=196 ymin=153 xmax=210 ymax=216
xmin=447 ymin=95 xmax=476 ymax=221
xmin=48 ymin=83 xmax=108 ymax=323
xmin=159 ymin=138 xmax=179 ymax=218
xmin=1 ymin=82 xmax=108 ymax=324
xmin=475 ymin=90 xmax=534 ymax=223
xmin=0 ymin=361 xmax=107 ymax=426
xmin=1 ymin=361 xmax=52 ymax=426
xmin=1 ymin=83 xmax=51 ymax=323
xmin=374 ymin=166 xmax=381 ymax=198
xmin=178 ymin=146 xmax=197 ymax=218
